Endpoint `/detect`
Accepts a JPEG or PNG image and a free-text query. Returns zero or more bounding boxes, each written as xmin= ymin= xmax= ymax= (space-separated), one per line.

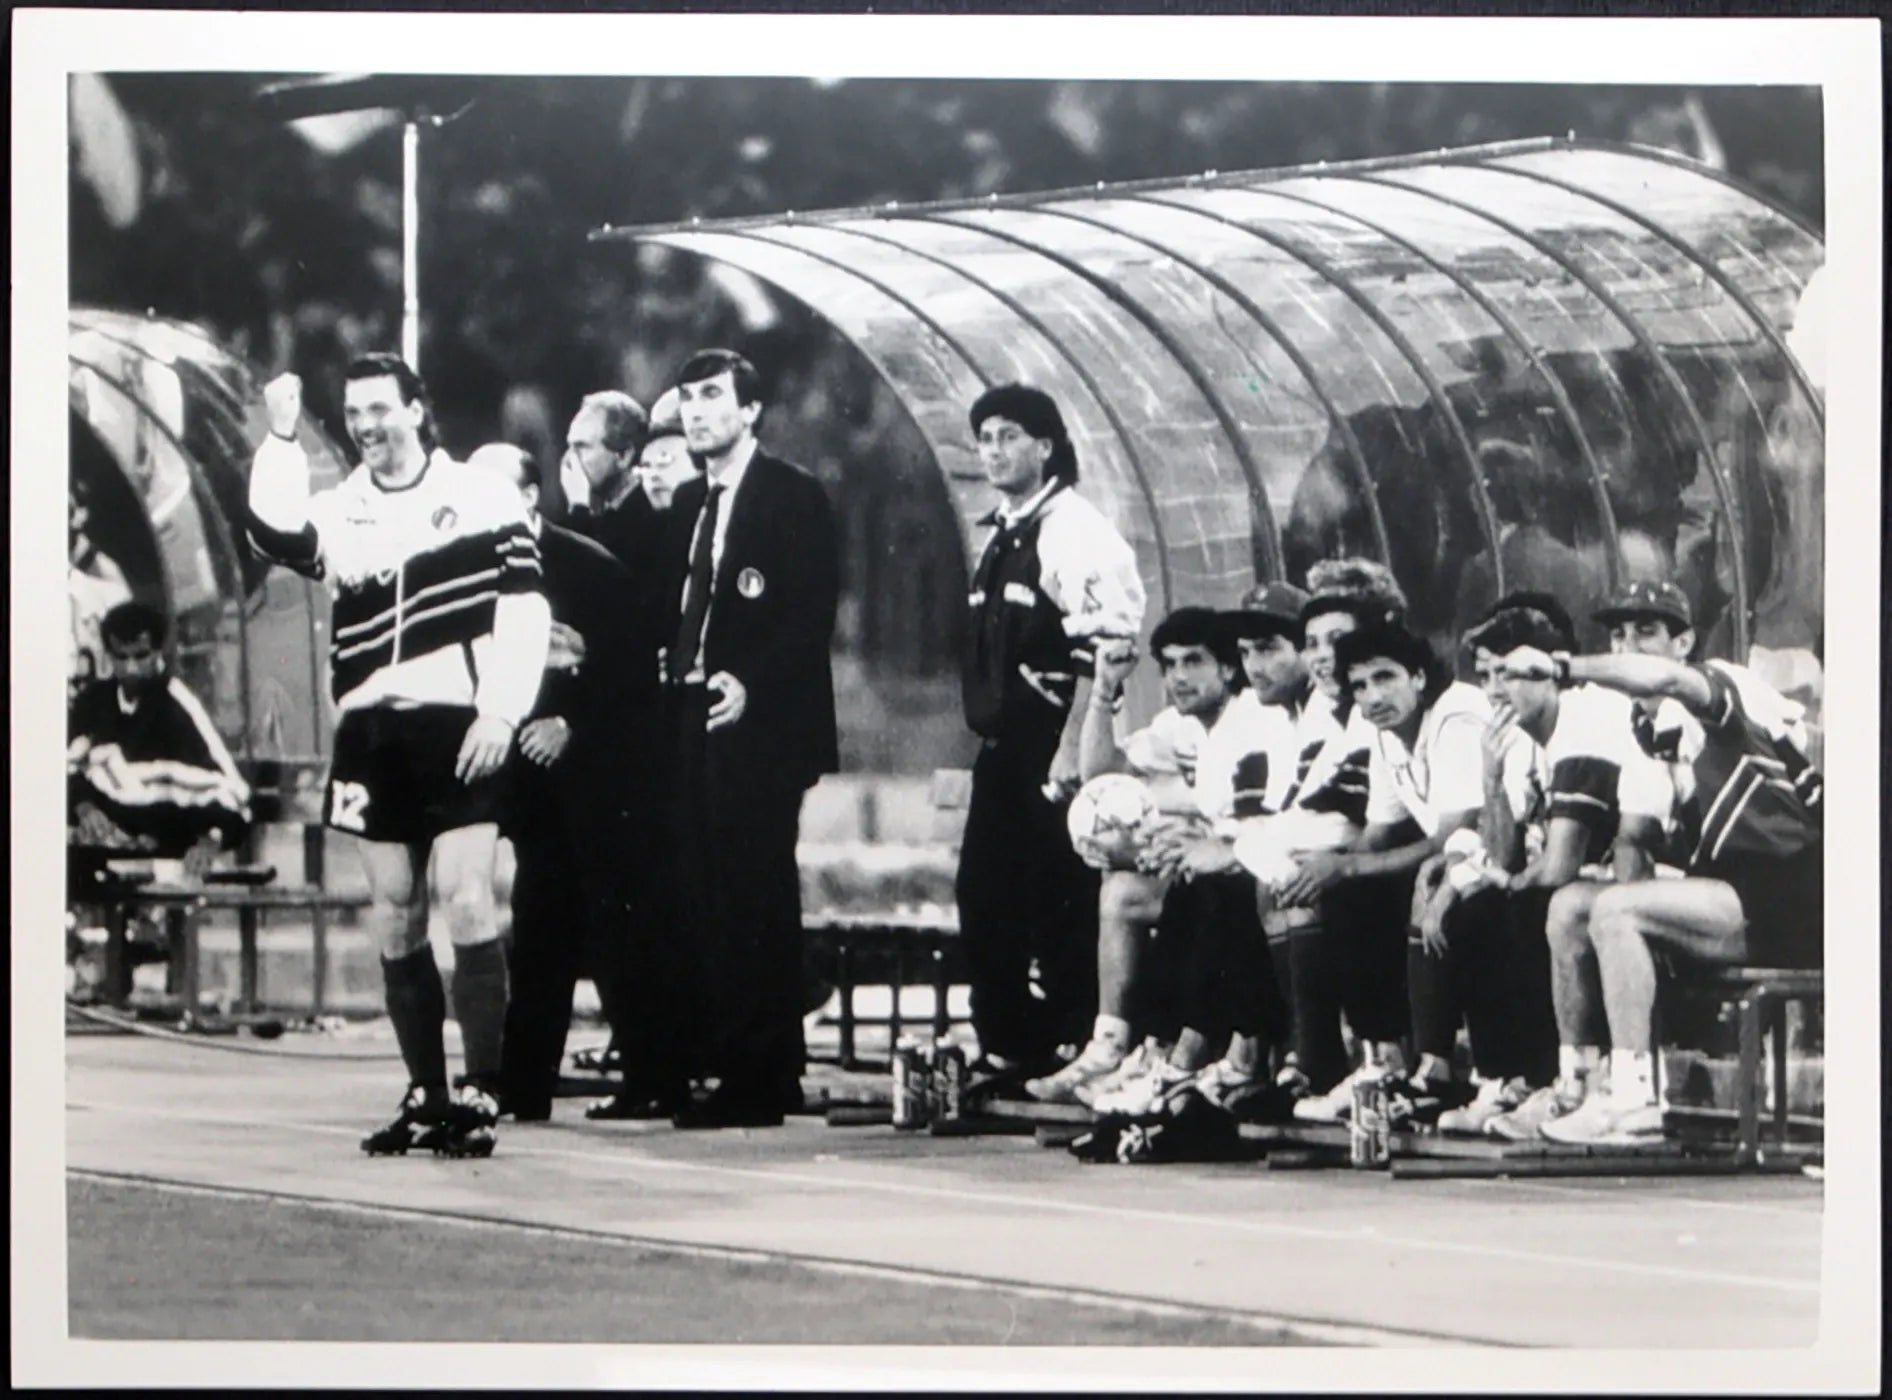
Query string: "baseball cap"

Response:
xmin=1593 ymin=579 xmax=1693 ymax=632
xmin=1228 ymin=581 xmax=1311 ymax=641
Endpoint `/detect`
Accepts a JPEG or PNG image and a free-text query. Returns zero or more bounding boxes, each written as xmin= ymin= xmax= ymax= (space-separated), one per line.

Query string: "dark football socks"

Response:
xmin=382 ymin=944 xmax=449 ymax=1091
xmin=451 ymin=937 xmax=510 ymax=1089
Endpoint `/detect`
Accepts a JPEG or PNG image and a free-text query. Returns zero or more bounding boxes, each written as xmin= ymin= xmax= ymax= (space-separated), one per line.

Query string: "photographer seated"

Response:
xmin=68 ymin=602 xmax=253 ymax=988
xmin=68 ymin=601 xmax=253 ymax=891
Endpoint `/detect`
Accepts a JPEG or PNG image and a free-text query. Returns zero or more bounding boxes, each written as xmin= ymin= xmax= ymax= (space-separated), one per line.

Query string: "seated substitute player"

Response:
xmin=1278 ymin=618 xmax=1521 ymax=1124
xmin=1520 ymin=585 xmax=1823 ymax=1145
xmin=1026 ymin=606 xmax=1292 ymax=1109
xmin=246 ymin=358 xmax=551 ymax=1159
xmin=1226 ymin=560 xmax=1403 ymax=1114
xmin=1087 ymin=583 xmax=1317 ymax=1116
xmin=1413 ymin=593 xmax=1671 ymax=1135
xmin=68 ymin=600 xmax=253 ymax=886
xmin=1479 ymin=582 xmax=1694 ymax=1140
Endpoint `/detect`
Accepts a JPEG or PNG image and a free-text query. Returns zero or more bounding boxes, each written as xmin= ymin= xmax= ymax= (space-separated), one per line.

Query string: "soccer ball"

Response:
xmin=1066 ymin=773 xmax=1156 ymax=871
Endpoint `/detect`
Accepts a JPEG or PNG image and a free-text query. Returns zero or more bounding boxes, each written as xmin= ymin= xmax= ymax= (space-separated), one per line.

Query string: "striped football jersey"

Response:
xmin=247 ymin=438 xmax=548 ymax=722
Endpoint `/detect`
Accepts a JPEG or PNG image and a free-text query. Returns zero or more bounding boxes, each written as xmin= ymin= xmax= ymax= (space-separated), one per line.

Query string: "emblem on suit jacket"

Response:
xmin=737 ymin=567 xmax=766 ymax=599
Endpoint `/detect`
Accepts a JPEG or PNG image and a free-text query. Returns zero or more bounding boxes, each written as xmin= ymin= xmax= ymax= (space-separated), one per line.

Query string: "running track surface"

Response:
xmin=61 ymin=1034 xmax=1822 ymax=1351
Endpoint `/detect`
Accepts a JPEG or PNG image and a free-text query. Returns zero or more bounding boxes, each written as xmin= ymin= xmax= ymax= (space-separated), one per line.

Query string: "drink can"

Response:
xmin=1349 ymin=1075 xmax=1391 ymax=1168
xmin=891 ymin=1037 xmax=930 ymax=1130
xmin=931 ymin=1040 xmax=967 ymax=1124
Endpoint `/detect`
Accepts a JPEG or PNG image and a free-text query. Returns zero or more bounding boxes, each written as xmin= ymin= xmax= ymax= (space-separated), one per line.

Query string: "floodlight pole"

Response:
xmin=255 ymin=77 xmax=473 ymax=378
xmin=402 ymin=116 xmax=421 ymax=373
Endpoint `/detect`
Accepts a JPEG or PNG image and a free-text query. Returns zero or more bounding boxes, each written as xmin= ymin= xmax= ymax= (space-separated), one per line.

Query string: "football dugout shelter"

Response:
xmin=67 ymin=140 xmax=1825 ymax=1167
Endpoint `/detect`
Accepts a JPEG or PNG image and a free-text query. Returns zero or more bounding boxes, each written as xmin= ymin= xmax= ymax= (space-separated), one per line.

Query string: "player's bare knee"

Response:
xmin=370 ymin=899 xmax=427 ymax=961
xmin=1586 ymin=885 xmax=1645 ymax=947
xmin=1545 ymin=884 xmax=1595 ymax=951
xmin=439 ymin=878 xmax=497 ymax=945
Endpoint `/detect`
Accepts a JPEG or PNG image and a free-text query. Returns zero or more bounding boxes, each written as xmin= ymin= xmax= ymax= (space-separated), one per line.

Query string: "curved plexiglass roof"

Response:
xmin=69 ymin=307 xmax=350 ymax=765
xmin=603 ymin=138 xmax=1824 ymax=662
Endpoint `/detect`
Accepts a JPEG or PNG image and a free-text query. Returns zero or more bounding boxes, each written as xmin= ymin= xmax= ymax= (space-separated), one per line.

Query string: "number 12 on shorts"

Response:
xmin=329 ymin=779 xmax=371 ymax=832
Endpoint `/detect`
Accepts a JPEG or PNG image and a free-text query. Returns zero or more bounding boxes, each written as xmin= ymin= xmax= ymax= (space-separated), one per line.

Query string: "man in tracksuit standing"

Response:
xmin=955 ymin=385 xmax=1145 ymax=1083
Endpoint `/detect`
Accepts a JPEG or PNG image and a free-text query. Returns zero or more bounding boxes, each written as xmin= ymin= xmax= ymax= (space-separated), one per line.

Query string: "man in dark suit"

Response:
xmin=469 ymin=444 xmax=650 ymax=1122
xmin=558 ymin=389 xmax=707 ymax=1118
xmin=657 ymin=349 xmax=840 ymax=1129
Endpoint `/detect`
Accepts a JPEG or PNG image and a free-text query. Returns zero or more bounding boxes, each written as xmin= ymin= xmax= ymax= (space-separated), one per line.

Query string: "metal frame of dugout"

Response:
xmin=595 ymin=134 xmax=1826 ymax=694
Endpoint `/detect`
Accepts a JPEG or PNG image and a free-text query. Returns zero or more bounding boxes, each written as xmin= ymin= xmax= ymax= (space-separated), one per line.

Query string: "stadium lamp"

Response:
xmin=253 ymin=75 xmax=478 ymax=373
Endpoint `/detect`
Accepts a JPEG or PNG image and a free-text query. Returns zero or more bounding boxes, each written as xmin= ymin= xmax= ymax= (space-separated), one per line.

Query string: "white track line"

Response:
xmin=1457 ymin=1175 xmax=1821 ymax=1219
xmin=68 ymin=1168 xmax=1450 ymax=1349
xmin=67 ymin=1098 xmax=1820 ymax=1299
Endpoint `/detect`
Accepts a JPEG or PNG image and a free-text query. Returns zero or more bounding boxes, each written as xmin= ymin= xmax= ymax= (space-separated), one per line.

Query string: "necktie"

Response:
xmin=669 ymin=483 xmax=723 ymax=682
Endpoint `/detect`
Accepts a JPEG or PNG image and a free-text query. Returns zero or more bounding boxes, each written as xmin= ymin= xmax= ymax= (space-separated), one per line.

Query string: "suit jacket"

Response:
xmin=660 ymin=447 xmax=839 ymax=792
xmin=572 ymin=487 xmax=670 ymax=698
xmin=508 ymin=520 xmax=648 ymax=833
xmin=574 ymin=488 xmax=663 ymax=591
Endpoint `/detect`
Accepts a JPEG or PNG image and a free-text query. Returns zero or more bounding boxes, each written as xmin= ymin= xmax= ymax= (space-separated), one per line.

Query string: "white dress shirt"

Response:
xmin=678 ymin=436 xmax=758 ymax=680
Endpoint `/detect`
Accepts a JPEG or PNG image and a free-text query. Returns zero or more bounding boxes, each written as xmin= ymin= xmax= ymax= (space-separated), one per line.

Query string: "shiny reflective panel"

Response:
xmin=865 ymin=212 xmax=1254 ymax=604
xmin=1489 ymin=148 xmax=1824 ymax=340
xmin=68 ymin=309 xmax=347 ymax=765
xmin=1048 ymin=196 xmax=1388 ymax=579
xmin=610 ymin=140 xmax=1821 ymax=709
xmin=1208 ymin=184 xmax=1633 ymax=650
xmin=1147 ymin=184 xmax=1488 ymax=644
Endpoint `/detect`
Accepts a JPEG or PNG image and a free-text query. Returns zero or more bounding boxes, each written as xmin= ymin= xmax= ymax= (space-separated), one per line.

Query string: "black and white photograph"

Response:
xmin=12 ymin=9 xmax=1882 ymax=1390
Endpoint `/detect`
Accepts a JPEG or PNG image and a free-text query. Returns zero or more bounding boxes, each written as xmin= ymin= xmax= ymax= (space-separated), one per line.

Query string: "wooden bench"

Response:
xmin=1660 ymin=965 xmax=1824 ymax=1168
xmin=83 ymin=847 xmax=371 ymax=1020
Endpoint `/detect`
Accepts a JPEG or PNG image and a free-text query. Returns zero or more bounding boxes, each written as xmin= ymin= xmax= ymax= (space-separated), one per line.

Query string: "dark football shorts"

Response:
xmin=325 ymin=704 xmax=504 ymax=843
xmin=1714 ymin=841 xmax=1824 ymax=970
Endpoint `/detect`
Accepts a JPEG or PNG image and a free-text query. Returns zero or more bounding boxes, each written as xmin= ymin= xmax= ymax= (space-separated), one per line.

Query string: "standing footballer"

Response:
xmin=956 ymin=385 xmax=1145 ymax=1084
xmin=246 ymin=356 xmax=551 ymax=1158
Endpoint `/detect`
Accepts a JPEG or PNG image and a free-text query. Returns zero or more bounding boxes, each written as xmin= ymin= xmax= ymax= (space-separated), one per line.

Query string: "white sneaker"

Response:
xmin=1192 ymin=1058 xmax=1264 ymax=1111
xmin=1292 ymin=1062 xmax=1386 ymax=1123
xmin=1484 ymin=1078 xmax=1586 ymax=1141
xmin=1088 ymin=1059 xmax=1194 ymax=1118
xmin=1437 ymin=1077 xmax=1530 ymax=1135
xmin=1073 ymin=1038 xmax=1163 ymax=1108
xmin=1538 ymin=1087 xmax=1665 ymax=1145
xmin=1024 ymin=1037 xmax=1129 ymax=1104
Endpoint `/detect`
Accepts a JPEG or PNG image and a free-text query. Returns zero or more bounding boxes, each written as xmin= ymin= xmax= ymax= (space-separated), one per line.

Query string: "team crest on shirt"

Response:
xmin=737 ymin=567 xmax=766 ymax=599
xmin=431 ymin=505 xmax=459 ymax=531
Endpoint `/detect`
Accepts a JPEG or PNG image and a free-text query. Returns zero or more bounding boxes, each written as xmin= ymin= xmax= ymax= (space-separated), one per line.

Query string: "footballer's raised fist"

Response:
xmin=264 ymin=373 xmax=303 ymax=440
xmin=1095 ymin=638 xmax=1138 ymax=688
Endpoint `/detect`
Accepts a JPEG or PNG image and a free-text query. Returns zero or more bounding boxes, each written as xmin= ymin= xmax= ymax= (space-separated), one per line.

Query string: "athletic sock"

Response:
xmin=1558 ymin=1043 xmax=1604 ymax=1085
xmin=382 ymin=944 xmax=448 ymax=1091
xmin=1610 ymin=1050 xmax=1657 ymax=1106
xmin=1370 ymin=1041 xmax=1408 ymax=1077
xmin=1094 ymin=1013 xmax=1132 ymax=1051
xmin=451 ymin=937 xmax=511 ymax=1089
